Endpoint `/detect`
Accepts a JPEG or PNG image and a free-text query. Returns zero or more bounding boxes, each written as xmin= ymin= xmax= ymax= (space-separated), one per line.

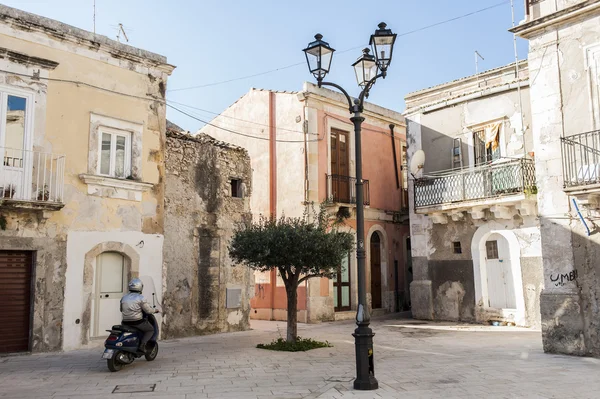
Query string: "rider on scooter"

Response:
xmin=120 ymin=278 xmax=159 ymax=353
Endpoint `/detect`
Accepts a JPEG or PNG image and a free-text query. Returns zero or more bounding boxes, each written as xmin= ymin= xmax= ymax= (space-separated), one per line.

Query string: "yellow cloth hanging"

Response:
xmin=484 ymin=123 xmax=501 ymax=151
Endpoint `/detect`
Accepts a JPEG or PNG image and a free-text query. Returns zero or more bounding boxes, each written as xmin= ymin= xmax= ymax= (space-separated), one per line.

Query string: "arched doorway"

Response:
xmin=484 ymin=234 xmax=516 ymax=309
xmin=92 ymin=252 xmax=128 ymax=337
xmin=370 ymin=232 xmax=382 ymax=309
xmin=471 ymin=224 xmax=526 ymax=325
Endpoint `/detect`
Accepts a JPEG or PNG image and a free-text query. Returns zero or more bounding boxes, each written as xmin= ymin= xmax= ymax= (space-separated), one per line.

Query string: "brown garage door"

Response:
xmin=0 ymin=251 xmax=33 ymax=353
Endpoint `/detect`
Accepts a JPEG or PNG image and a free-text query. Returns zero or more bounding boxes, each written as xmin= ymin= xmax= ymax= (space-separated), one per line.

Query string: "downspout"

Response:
xmin=269 ymin=91 xmax=277 ymax=218
xmin=303 ymin=101 xmax=310 ymax=323
xmin=390 ymin=124 xmax=400 ymax=189
xmin=269 ymin=91 xmax=277 ymax=320
xmin=303 ymin=101 xmax=309 ymax=205
xmin=572 ymin=198 xmax=591 ymax=237
xmin=390 ymin=124 xmax=400 ymax=313
xmin=511 ymin=0 xmax=527 ymax=157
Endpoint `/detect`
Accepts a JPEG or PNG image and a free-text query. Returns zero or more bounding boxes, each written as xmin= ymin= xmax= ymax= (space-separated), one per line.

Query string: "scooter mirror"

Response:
xmin=139 ymin=275 xmax=163 ymax=313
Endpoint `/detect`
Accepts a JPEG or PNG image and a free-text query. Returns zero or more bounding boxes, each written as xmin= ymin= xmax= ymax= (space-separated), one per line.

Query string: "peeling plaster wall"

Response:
xmin=523 ymin=5 xmax=600 ymax=355
xmin=0 ymin=7 xmax=172 ymax=352
xmin=163 ymin=132 xmax=253 ymax=338
xmin=405 ymin=67 xmax=542 ymax=328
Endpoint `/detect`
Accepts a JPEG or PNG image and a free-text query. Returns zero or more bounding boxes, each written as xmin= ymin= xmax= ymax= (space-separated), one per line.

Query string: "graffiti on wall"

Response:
xmin=550 ymin=270 xmax=578 ymax=287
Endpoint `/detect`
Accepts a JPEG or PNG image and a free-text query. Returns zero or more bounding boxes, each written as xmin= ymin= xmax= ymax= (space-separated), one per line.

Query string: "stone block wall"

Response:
xmin=163 ymin=130 xmax=253 ymax=338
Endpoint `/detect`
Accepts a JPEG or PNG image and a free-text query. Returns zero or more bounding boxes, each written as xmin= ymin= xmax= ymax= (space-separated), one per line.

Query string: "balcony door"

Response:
xmin=331 ymin=129 xmax=350 ymax=203
xmin=333 ymin=252 xmax=351 ymax=312
xmin=0 ymin=91 xmax=32 ymax=200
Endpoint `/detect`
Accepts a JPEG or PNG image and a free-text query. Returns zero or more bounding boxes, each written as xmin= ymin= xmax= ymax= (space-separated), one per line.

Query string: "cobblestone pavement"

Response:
xmin=1 ymin=314 xmax=600 ymax=399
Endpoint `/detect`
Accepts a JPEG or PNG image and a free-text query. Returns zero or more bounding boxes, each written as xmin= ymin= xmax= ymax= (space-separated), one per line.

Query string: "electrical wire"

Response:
xmin=167 ymin=103 xmax=324 ymax=143
xmin=166 ymin=1 xmax=511 ymax=93
xmin=3 ymin=67 xmax=399 ymax=141
xmin=0 ymin=69 xmax=164 ymax=103
xmin=168 ymin=99 xmax=319 ymax=135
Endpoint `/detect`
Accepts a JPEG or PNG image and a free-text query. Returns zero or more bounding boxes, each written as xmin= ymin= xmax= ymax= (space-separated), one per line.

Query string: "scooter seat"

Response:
xmin=112 ymin=324 xmax=139 ymax=333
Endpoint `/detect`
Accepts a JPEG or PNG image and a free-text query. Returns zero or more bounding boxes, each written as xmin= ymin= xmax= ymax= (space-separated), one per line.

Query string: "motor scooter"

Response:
xmin=101 ymin=276 xmax=161 ymax=372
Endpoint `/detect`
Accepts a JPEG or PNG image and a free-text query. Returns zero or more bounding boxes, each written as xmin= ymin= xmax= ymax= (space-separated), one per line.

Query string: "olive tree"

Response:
xmin=229 ymin=206 xmax=353 ymax=343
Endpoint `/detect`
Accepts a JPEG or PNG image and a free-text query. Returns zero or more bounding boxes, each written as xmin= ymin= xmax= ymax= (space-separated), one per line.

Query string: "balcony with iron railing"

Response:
xmin=1 ymin=147 xmax=66 ymax=211
xmin=325 ymin=174 xmax=370 ymax=206
xmin=561 ymin=130 xmax=600 ymax=194
xmin=414 ymin=158 xmax=537 ymax=221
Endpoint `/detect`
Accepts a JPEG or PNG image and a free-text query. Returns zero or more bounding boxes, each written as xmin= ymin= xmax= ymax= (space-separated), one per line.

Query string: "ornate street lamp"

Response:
xmin=370 ymin=22 xmax=397 ymax=72
xmin=303 ymin=22 xmax=396 ymax=391
xmin=352 ymin=48 xmax=378 ymax=89
xmin=303 ymin=34 xmax=335 ymax=84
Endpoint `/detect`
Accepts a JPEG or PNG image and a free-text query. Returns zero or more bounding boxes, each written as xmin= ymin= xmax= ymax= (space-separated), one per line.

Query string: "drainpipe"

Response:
xmin=269 ymin=91 xmax=277 ymax=320
xmin=511 ymin=0 xmax=527 ymax=157
xmin=269 ymin=91 xmax=277 ymax=218
xmin=390 ymin=124 xmax=400 ymax=189
xmin=303 ymin=102 xmax=309 ymax=205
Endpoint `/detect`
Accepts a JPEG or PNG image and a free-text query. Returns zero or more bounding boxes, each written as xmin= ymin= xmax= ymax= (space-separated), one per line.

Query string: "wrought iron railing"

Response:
xmin=1 ymin=147 xmax=66 ymax=203
xmin=561 ymin=130 xmax=600 ymax=188
xmin=414 ymin=158 xmax=536 ymax=208
xmin=326 ymin=174 xmax=370 ymax=206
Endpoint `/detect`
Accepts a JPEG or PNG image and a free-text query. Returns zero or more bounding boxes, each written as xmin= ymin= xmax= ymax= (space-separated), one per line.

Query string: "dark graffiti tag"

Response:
xmin=550 ymin=270 xmax=578 ymax=287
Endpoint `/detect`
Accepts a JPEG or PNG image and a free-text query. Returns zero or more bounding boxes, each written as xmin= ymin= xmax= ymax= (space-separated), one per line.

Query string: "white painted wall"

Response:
xmin=63 ymin=231 xmax=164 ymax=350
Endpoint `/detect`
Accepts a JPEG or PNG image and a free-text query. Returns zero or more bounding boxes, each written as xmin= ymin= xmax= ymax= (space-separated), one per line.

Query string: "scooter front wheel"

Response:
xmin=145 ymin=342 xmax=158 ymax=361
xmin=107 ymin=351 xmax=123 ymax=372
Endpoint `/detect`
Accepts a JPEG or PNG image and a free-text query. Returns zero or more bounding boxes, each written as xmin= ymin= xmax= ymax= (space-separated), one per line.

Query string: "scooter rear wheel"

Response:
xmin=107 ymin=351 xmax=123 ymax=372
xmin=145 ymin=342 xmax=158 ymax=361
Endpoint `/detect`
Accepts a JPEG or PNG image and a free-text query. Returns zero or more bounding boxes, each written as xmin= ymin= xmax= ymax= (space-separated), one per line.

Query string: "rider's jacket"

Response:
xmin=120 ymin=292 xmax=154 ymax=322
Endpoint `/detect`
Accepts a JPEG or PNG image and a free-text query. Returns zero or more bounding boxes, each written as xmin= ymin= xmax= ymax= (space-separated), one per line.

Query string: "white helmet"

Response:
xmin=128 ymin=278 xmax=143 ymax=293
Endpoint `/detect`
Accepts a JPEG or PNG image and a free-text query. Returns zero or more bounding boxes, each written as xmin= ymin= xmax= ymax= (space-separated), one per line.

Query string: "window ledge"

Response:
xmin=79 ymin=174 xmax=153 ymax=202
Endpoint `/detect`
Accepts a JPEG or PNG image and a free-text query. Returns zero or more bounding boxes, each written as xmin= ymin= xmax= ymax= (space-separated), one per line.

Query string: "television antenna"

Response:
xmin=116 ymin=23 xmax=129 ymax=43
xmin=475 ymin=51 xmax=485 ymax=75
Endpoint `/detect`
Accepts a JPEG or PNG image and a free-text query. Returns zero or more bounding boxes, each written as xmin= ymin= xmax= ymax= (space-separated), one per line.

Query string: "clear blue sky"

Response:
xmin=7 ymin=0 xmax=527 ymax=132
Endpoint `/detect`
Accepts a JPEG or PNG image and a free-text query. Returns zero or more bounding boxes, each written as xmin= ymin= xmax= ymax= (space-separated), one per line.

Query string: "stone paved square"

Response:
xmin=1 ymin=315 xmax=600 ymax=398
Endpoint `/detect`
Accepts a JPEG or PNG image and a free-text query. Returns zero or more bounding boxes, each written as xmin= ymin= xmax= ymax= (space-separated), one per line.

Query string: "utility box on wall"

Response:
xmin=226 ymin=288 xmax=242 ymax=309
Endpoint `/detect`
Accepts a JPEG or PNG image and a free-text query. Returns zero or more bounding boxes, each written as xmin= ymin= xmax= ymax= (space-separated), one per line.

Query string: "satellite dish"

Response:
xmin=410 ymin=150 xmax=426 ymax=175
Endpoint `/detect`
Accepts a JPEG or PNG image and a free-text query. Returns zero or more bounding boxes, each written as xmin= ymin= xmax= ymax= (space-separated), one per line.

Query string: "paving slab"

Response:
xmin=0 ymin=315 xmax=598 ymax=398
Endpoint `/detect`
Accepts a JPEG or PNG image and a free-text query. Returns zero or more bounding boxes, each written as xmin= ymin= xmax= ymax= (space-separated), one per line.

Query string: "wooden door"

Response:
xmin=370 ymin=233 xmax=382 ymax=309
xmin=485 ymin=234 xmax=516 ymax=309
xmin=0 ymin=250 xmax=33 ymax=353
xmin=331 ymin=129 xmax=350 ymax=203
xmin=93 ymin=252 xmax=127 ymax=337
xmin=333 ymin=252 xmax=351 ymax=311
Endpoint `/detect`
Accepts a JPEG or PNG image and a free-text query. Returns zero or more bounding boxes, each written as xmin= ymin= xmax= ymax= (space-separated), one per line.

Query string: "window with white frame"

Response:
xmin=98 ymin=127 xmax=131 ymax=179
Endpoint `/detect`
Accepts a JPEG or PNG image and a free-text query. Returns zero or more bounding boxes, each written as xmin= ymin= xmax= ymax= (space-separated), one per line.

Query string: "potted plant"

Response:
xmin=37 ymin=185 xmax=50 ymax=201
xmin=3 ymin=185 xmax=15 ymax=199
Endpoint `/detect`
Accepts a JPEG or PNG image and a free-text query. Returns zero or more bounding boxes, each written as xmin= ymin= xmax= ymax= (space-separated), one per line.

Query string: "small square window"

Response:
xmin=486 ymin=240 xmax=499 ymax=259
xmin=231 ymin=179 xmax=243 ymax=198
xmin=453 ymin=241 xmax=462 ymax=254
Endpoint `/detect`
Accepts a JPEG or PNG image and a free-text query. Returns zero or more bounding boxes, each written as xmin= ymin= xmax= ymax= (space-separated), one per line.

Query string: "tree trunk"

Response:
xmin=286 ymin=285 xmax=298 ymax=343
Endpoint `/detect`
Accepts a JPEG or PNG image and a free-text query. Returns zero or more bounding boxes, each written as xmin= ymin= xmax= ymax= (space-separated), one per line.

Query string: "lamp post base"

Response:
xmin=352 ymin=324 xmax=378 ymax=390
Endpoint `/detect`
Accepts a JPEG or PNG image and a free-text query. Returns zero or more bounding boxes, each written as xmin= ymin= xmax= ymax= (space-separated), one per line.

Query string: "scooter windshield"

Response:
xmin=139 ymin=275 xmax=163 ymax=312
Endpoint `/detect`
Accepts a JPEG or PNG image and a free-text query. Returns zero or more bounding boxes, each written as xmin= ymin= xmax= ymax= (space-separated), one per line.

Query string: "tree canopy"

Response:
xmin=229 ymin=205 xmax=354 ymax=342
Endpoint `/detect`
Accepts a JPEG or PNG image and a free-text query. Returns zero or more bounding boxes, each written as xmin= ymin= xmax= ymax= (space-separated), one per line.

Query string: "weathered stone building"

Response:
xmin=198 ymin=83 xmax=410 ymax=324
xmin=163 ymin=126 xmax=254 ymax=338
xmin=405 ymin=61 xmax=543 ymax=328
xmin=512 ymin=0 xmax=600 ymax=355
xmin=0 ymin=5 xmax=173 ymax=353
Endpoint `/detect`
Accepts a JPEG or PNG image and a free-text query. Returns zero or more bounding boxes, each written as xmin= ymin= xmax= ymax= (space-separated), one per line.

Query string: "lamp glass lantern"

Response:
xmin=303 ymin=34 xmax=335 ymax=81
xmin=369 ymin=22 xmax=397 ymax=71
xmin=352 ymin=48 xmax=378 ymax=88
